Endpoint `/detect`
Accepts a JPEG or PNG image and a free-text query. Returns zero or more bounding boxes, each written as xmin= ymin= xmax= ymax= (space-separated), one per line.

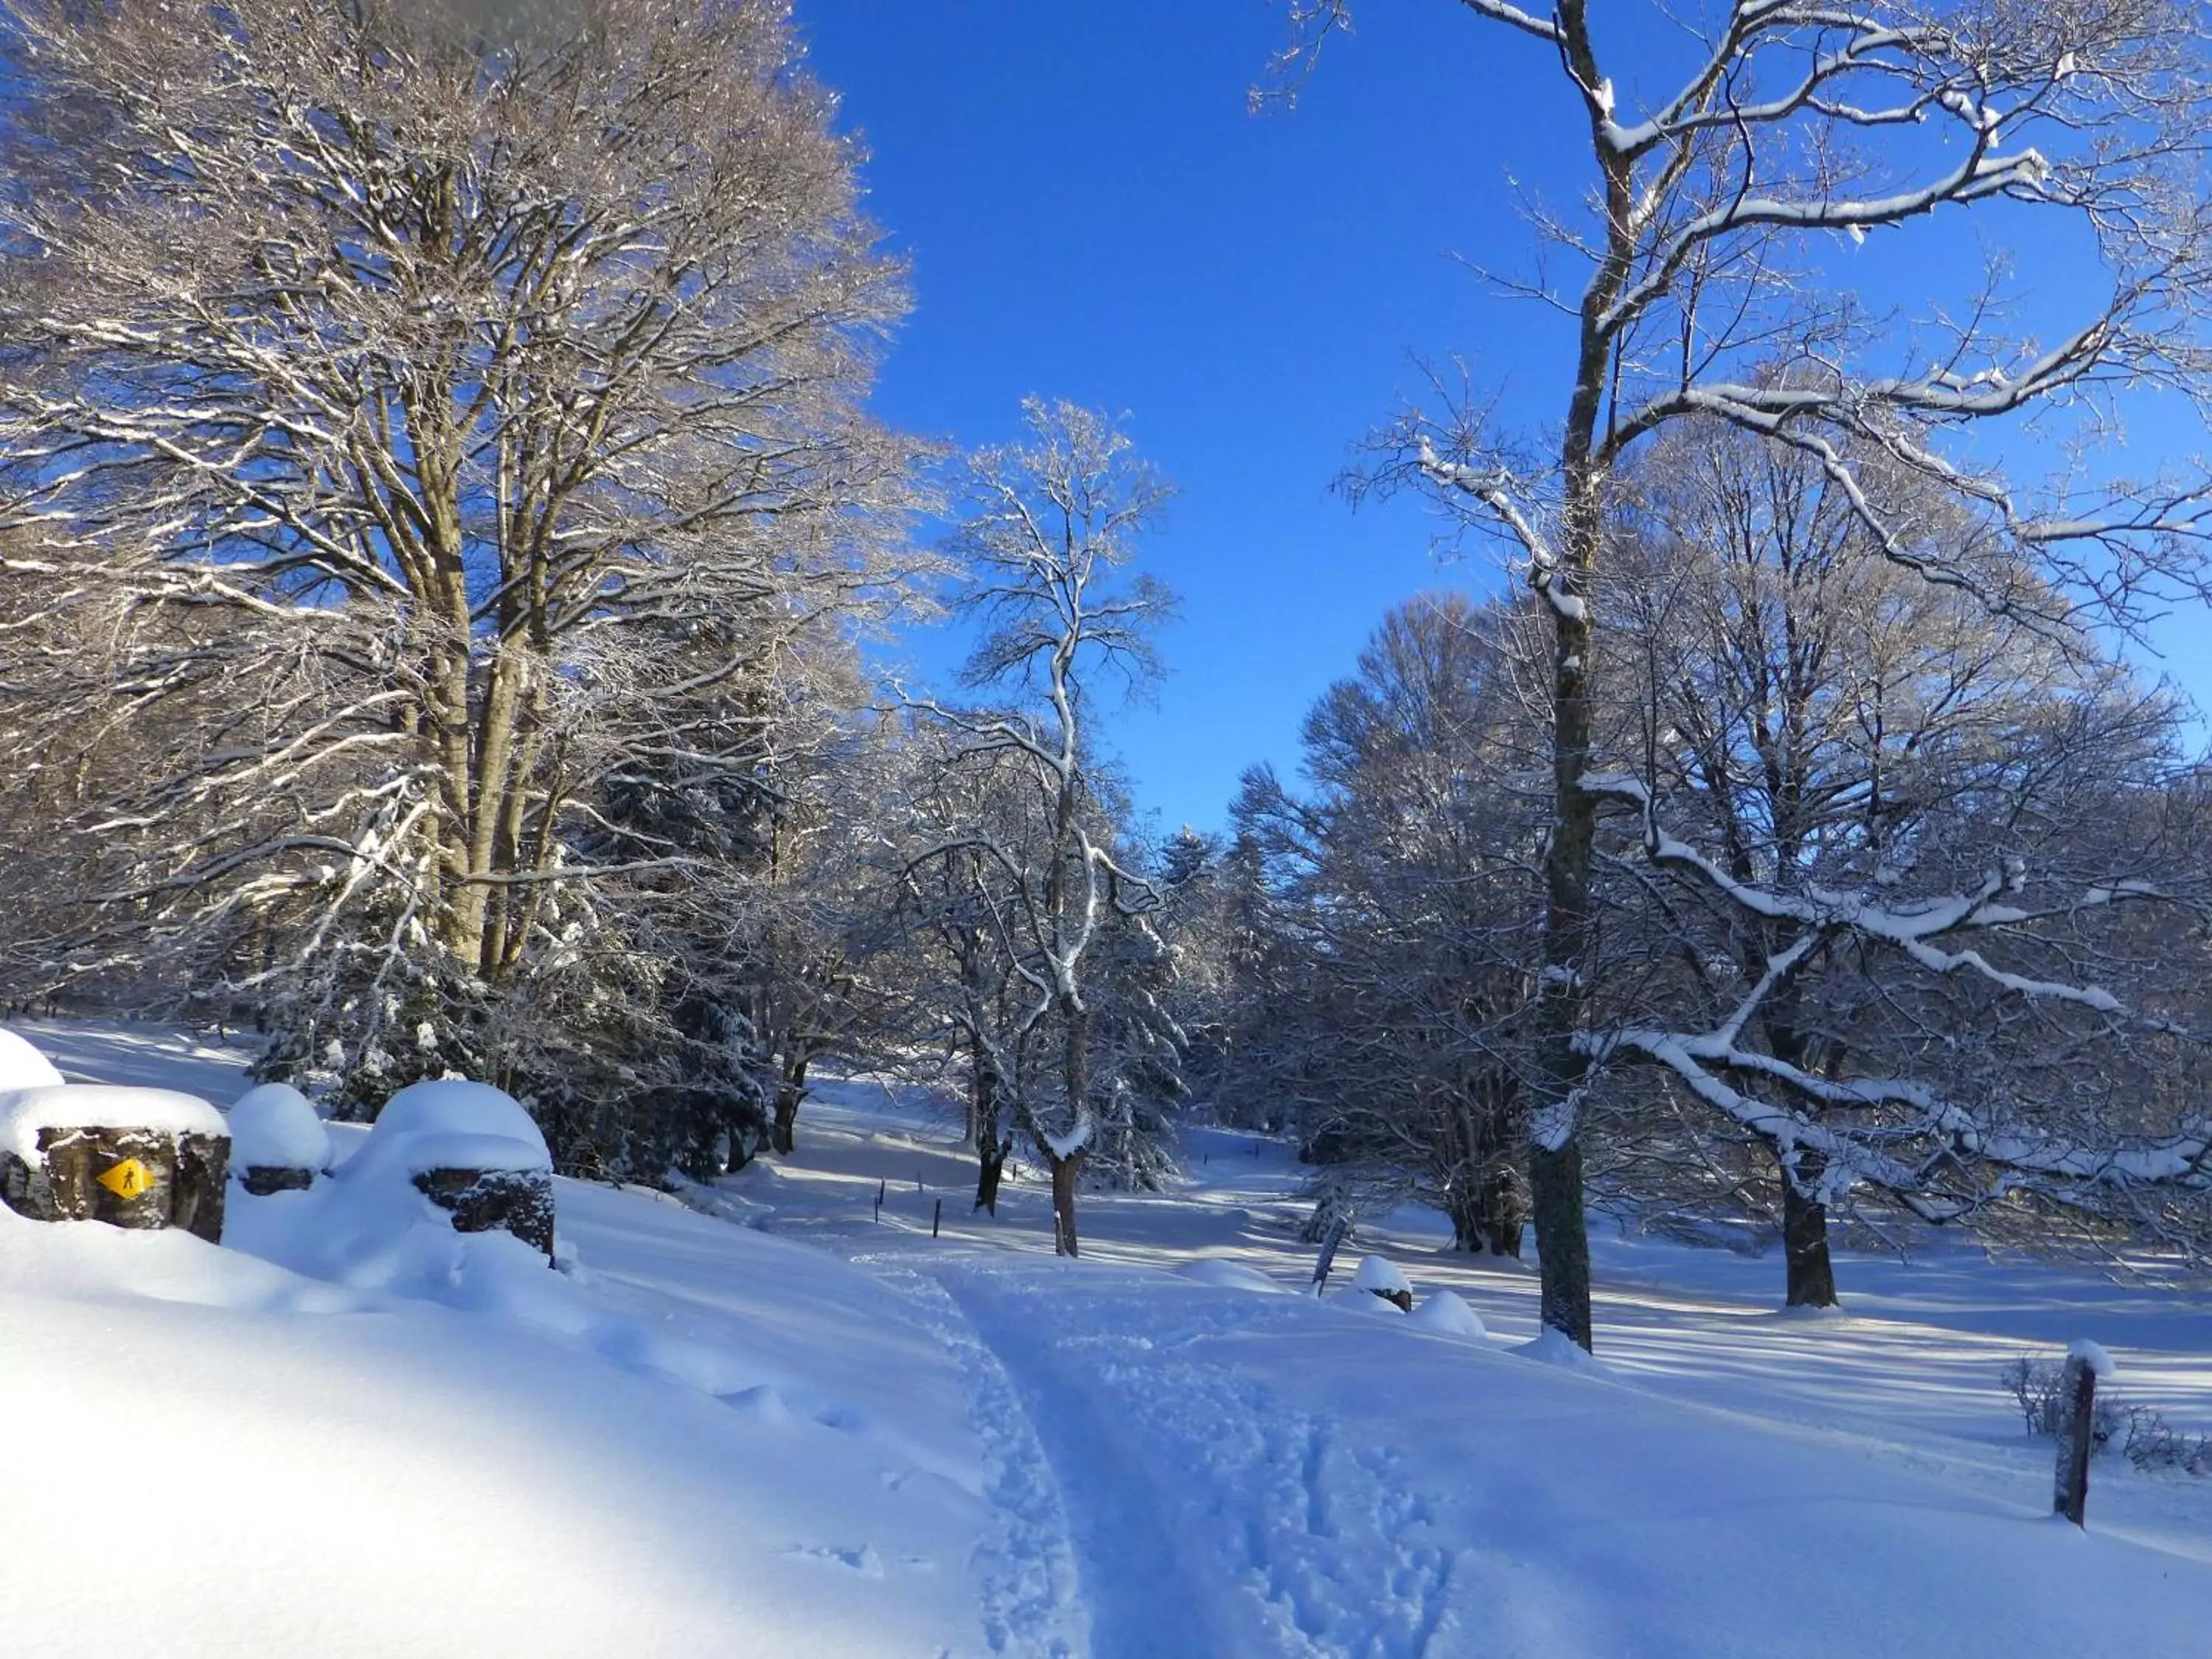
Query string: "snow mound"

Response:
xmin=1178 ymin=1258 xmax=1287 ymax=1293
xmin=229 ymin=1082 xmax=330 ymax=1173
xmin=224 ymin=1079 xmax=557 ymax=1310
xmin=228 ymin=1147 xmax=557 ymax=1302
xmin=1408 ymin=1289 xmax=1486 ymax=1339
xmin=0 ymin=1084 xmax=226 ymax=1162
xmin=1768 ymin=1301 xmax=1851 ymax=1322
xmin=1350 ymin=1253 xmax=1411 ymax=1295
xmin=348 ymin=1079 xmax=550 ymax=1183
xmin=0 ymin=1029 xmax=64 ymax=1093
xmin=1325 ymin=1284 xmax=1401 ymax=1315
xmin=1514 ymin=1327 xmax=1616 ymax=1377
xmin=220 ymin=1078 xmax=580 ymax=1340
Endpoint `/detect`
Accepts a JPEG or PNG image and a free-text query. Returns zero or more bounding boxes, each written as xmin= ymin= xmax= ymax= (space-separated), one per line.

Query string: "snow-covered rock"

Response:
xmin=1349 ymin=1253 xmax=1413 ymax=1308
xmin=1408 ymin=1289 xmax=1486 ymax=1339
xmin=0 ymin=1029 xmax=64 ymax=1093
xmin=1350 ymin=1253 xmax=1411 ymax=1295
xmin=265 ymin=1079 xmax=561 ymax=1262
xmin=345 ymin=1079 xmax=550 ymax=1185
xmin=229 ymin=1082 xmax=330 ymax=1176
xmin=0 ymin=1083 xmax=226 ymax=1163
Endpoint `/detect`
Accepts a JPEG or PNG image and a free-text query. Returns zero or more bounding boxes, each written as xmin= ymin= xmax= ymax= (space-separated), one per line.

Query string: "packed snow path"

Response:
xmin=927 ymin=1259 xmax=1463 ymax=1659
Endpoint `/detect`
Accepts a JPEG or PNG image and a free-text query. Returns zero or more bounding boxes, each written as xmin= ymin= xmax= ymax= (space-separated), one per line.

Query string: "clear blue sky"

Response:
xmin=796 ymin=1 xmax=2212 ymax=838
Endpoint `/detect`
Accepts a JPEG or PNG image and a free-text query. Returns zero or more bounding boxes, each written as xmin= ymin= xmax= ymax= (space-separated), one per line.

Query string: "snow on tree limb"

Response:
xmin=1577 ymin=760 xmax=2212 ymax=1214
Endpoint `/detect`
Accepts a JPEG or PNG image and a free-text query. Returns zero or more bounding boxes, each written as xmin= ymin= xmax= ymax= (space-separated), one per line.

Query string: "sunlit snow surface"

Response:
xmin=3 ymin=1020 xmax=2210 ymax=1658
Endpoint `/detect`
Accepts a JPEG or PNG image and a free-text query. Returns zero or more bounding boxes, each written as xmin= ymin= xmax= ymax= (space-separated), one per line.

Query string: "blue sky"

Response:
xmin=797 ymin=1 xmax=2212 ymax=838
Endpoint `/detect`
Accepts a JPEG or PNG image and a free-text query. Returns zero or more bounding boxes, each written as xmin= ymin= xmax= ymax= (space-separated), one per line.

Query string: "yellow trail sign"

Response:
xmin=97 ymin=1158 xmax=158 ymax=1200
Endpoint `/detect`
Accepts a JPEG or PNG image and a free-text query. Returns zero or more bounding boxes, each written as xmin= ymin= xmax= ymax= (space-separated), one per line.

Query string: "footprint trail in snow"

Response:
xmin=928 ymin=1260 xmax=1470 ymax=1659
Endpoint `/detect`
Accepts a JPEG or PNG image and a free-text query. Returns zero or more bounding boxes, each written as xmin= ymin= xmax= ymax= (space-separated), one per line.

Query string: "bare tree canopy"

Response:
xmin=0 ymin=0 xmax=920 ymax=1144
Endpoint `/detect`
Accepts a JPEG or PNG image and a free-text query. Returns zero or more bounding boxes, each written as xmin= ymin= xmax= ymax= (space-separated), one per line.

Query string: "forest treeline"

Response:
xmin=1 ymin=0 xmax=2208 ymax=1335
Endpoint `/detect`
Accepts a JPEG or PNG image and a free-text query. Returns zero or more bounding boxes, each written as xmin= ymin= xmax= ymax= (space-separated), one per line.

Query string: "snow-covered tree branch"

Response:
xmin=1286 ymin=0 xmax=2212 ymax=1347
xmin=911 ymin=400 xmax=1179 ymax=1255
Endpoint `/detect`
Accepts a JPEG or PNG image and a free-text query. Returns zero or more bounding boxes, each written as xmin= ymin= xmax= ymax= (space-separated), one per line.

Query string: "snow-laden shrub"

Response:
xmin=2000 ymin=1354 xmax=2123 ymax=1449
xmin=1298 ymin=1187 xmax=1356 ymax=1245
xmin=2120 ymin=1405 xmax=2212 ymax=1476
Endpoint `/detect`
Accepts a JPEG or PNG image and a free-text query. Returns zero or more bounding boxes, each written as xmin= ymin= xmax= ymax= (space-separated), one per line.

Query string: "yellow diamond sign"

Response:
xmin=97 ymin=1158 xmax=157 ymax=1200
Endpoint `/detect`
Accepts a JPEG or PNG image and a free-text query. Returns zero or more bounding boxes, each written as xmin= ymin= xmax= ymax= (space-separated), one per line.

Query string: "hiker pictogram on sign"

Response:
xmin=97 ymin=1158 xmax=157 ymax=1200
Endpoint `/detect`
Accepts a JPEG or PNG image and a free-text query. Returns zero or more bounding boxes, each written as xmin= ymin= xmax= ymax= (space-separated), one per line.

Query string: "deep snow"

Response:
xmin=3 ymin=1020 xmax=2210 ymax=1658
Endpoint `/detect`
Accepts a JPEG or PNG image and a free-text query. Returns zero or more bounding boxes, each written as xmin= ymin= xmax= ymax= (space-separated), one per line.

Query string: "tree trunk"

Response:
xmin=1048 ymin=996 xmax=1089 ymax=1257
xmin=970 ymin=1041 xmax=1006 ymax=1213
xmin=1781 ymin=1150 xmax=1840 ymax=1309
xmin=1447 ymin=1168 xmax=1523 ymax=1255
xmin=1480 ymin=1164 xmax=1525 ymax=1258
xmin=1520 ymin=422 xmax=1608 ymax=1351
xmin=1049 ymin=1150 xmax=1081 ymax=1257
xmin=1528 ymin=509 xmax=1599 ymax=1346
xmin=1528 ymin=1136 xmax=1590 ymax=1344
xmin=976 ymin=1143 xmax=1006 ymax=1215
xmin=1517 ymin=8 xmax=1638 ymax=1354
xmin=768 ymin=1054 xmax=809 ymax=1156
xmin=462 ymin=644 xmax=527 ymax=977
xmin=1764 ymin=1025 xmax=1840 ymax=1309
xmin=1447 ymin=1182 xmax=1486 ymax=1253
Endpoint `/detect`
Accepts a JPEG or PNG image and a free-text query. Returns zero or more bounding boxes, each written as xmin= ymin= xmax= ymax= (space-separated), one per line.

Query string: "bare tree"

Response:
xmin=1596 ymin=420 xmax=2210 ymax=1303
xmin=0 ymin=0 xmax=919 ymax=1127
xmin=1277 ymin=0 xmax=2212 ymax=1347
xmin=891 ymin=725 xmax=1038 ymax=1214
xmin=914 ymin=400 xmax=1176 ymax=1256
xmin=1230 ymin=594 xmax=1545 ymax=1253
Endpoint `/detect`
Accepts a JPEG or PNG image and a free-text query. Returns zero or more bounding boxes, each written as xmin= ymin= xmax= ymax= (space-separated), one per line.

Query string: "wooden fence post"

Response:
xmin=933 ymin=1197 xmax=942 ymax=1239
xmin=2053 ymin=1343 xmax=2110 ymax=1527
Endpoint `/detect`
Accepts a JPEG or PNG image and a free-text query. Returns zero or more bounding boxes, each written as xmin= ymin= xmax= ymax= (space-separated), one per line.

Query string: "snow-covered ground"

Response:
xmin=4 ymin=1021 xmax=2209 ymax=1657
